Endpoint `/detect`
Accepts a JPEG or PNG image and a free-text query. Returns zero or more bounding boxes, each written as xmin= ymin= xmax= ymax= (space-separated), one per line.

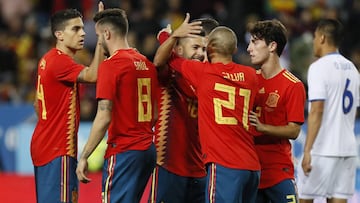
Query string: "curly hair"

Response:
xmin=248 ymin=19 xmax=288 ymax=56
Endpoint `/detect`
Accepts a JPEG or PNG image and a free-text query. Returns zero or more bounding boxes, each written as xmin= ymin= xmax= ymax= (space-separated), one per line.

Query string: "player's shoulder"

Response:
xmin=40 ymin=48 xmax=73 ymax=68
xmin=43 ymin=48 xmax=67 ymax=60
xmin=120 ymin=49 xmax=156 ymax=70
xmin=311 ymin=53 xmax=342 ymax=68
xmin=104 ymin=49 xmax=145 ymax=63
xmin=236 ymin=62 xmax=255 ymax=69
xmin=234 ymin=63 xmax=256 ymax=73
xmin=281 ymin=69 xmax=302 ymax=84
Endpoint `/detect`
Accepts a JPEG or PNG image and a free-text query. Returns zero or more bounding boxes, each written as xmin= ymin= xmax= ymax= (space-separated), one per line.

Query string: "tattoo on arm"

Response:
xmin=98 ymin=100 xmax=113 ymax=112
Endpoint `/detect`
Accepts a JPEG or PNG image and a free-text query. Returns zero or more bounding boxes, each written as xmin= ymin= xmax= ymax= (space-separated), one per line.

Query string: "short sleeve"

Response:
xmin=307 ymin=63 xmax=326 ymax=101
xmin=96 ymin=61 xmax=115 ymax=100
xmin=286 ymin=82 xmax=306 ymax=123
xmin=180 ymin=60 xmax=205 ymax=90
xmin=52 ymin=54 xmax=84 ymax=82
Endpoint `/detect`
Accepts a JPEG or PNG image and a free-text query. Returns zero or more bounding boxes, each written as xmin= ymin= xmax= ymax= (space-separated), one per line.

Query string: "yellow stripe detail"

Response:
xmin=209 ymin=163 xmax=216 ymax=203
xmin=150 ymin=167 xmax=157 ymax=203
xmin=62 ymin=156 xmax=67 ymax=202
xmin=104 ymin=156 xmax=114 ymax=203
xmin=66 ymin=84 xmax=77 ymax=157
xmin=156 ymin=88 xmax=171 ymax=165
xmin=283 ymin=71 xmax=300 ymax=83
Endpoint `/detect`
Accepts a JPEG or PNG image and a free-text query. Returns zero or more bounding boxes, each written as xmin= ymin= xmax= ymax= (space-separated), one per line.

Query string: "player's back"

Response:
xmin=181 ymin=60 xmax=260 ymax=170
xmin=97 ymin=49 xmax=158 ymax=157
xmin=308 ymin=53 xmax=360 ymax=156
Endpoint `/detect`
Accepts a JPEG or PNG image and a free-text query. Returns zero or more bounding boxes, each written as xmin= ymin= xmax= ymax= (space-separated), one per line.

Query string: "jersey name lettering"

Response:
xmin=134 ymin=61 xmax=149 ymax=70
xmin=222 ymin=72 xmax=245 ymax=81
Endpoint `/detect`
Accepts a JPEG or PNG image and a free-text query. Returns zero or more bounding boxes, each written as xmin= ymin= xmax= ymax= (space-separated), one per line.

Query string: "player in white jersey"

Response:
xmin=298 ymin=19 xmax=360 ymax=203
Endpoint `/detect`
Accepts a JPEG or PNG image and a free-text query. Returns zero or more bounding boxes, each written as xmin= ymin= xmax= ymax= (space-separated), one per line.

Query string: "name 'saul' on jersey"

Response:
xmin=134 ymin=60 xmax=149 ymax=70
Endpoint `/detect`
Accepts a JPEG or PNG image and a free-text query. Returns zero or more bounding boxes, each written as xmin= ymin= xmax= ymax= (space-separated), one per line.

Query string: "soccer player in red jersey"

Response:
xmin=153 ymin=14 xmax=261 ymax=203
xmin=150 ymin=18 xmax=218 ymax=203
xmin=30 ymin=3 xmax=104 ymax=203
xmin=247 ymin=20 xmax=306 ymax=203
xmin=76 ymin=8 xmax=158 ymax=203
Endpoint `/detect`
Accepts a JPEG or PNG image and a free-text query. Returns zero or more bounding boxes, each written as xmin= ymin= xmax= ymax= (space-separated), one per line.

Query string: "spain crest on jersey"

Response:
xmin=265 ymin=91 xmax=280 ymax=108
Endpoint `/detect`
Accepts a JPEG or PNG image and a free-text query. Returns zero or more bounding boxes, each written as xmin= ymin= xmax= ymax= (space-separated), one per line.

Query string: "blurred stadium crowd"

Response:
xmin=0 ymin=0 xmax=359 ymax=120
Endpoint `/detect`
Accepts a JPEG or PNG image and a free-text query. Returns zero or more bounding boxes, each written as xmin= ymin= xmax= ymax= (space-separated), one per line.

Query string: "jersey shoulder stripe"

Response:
xmin=283 ymin=71 xmax=300 ymax=83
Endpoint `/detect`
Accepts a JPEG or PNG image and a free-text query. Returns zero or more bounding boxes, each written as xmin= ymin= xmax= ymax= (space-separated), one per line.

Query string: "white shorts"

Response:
xmin=297 ymin=155 xmax=356 ymax=199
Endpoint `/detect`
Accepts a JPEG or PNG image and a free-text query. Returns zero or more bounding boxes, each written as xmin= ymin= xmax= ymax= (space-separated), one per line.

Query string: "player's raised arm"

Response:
xmin=77 ymin=1 xmax=105 ymax=83
xmin=153 ymin=13 xmax=202 ymax=68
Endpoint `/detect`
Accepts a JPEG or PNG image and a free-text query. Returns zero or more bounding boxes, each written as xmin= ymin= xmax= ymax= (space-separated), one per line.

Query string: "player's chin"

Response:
xmin=75 ymin=44 xmax=85 ymax=50
xmin=250 ymin=58 xmax=260 ymax=65
xmin=192 ymin=56 xmax=205 ymax=62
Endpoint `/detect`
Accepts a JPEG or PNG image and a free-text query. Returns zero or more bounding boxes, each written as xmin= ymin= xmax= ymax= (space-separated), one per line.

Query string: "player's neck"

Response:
xmin=109 ymin=39 xmax=130 ymax=55
xmin=320 ymin=46 xmax=338 ymax=57
xmin=260 ymin=56 xmax=283 ymax=79
xmin=56 ymin=44 xmax=77 ymax=57
xmin=209 ymin=53 xmax=232 ymax=64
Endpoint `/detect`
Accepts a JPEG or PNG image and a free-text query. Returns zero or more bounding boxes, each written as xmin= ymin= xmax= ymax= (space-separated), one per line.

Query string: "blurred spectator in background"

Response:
xmin=0 ymin=30 xmax=19 ymax=102
xmin=0 ymin=0 xmax=359 ymax=120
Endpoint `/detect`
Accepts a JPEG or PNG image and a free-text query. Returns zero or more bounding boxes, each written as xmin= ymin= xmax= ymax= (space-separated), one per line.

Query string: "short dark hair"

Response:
xmin=248 ymin=19 xmax=287 ymax=56
xmin=191 ymin=18 xmax=219 ymax=36
xmin=207 ymin=26 xmax=237 ymax=56
xmin=93 ymin=8 xmax=128 ymax=36
xmin=316 ymin=19 xmax=343 ymax=47
xmin=50 ymin=9 xmax=82 ymax=37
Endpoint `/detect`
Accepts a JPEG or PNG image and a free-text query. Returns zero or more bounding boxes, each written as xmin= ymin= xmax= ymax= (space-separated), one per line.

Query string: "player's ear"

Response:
xmin=320 ymin=34 xmax=326 ymax=44
xmin=104 ymin=29 xmax=110 ymax=40
xmin=54 ymin=31 xmax=63 ymax=41
xmin=233 ymin=46 xmax=238 ymax=55
xmin=175 ymin=46 xmax=184 ymax=56
xmin=269 ymin=41 xmax=277 ymax=53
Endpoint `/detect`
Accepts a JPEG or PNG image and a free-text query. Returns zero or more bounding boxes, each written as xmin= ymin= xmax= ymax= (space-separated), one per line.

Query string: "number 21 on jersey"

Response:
xmin=213 ymin=83 xmax=251 ymax=130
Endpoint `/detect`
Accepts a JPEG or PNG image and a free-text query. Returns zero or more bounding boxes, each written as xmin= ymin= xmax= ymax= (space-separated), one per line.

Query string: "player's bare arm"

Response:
xmin=249 ymin=111 xmax=301 ymax=139
xmin=153 ymin=13 xmax=202 ymax=68
xmin=301 ymin=100 xmax=324 ymax=176
xmin=77 ymin=1 xmax=105 ymax=83
xmin=76 ymin=98 xmax=112 ymax=183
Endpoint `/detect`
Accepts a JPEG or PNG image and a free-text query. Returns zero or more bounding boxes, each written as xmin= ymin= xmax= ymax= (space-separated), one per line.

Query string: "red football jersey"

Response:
xmin=96 ymin=49 xmax=158 ymax=158
xmin=155 ymin=70 xmax=205 ymax=178
xmin=170 ymin=57 xmax=260 ymax=170
xmin=254 ymin=69 xmax=306 ymax=188
xmin=31 ymin=48 xmax=84 ymax=166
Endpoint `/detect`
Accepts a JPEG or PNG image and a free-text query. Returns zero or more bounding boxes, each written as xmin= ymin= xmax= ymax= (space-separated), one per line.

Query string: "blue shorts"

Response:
xmin=149 ymin=165 xmax=206 ymax=203
xmin=206 ymin=163 xmax=260 ymax=203
xmin=256 ymin=179 xmax=298 ymax=203
xmin=102 ymin=143 xmax=156 ymax=203
xmin=34 ymin=155 xmax=78 ymax=203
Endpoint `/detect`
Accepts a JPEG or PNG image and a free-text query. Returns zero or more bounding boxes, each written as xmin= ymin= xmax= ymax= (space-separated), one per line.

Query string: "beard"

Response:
xmin=102 ymin=42 xmax=110 ymax=57
xmin=101 ymin=42 xmax=110 ymax=57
